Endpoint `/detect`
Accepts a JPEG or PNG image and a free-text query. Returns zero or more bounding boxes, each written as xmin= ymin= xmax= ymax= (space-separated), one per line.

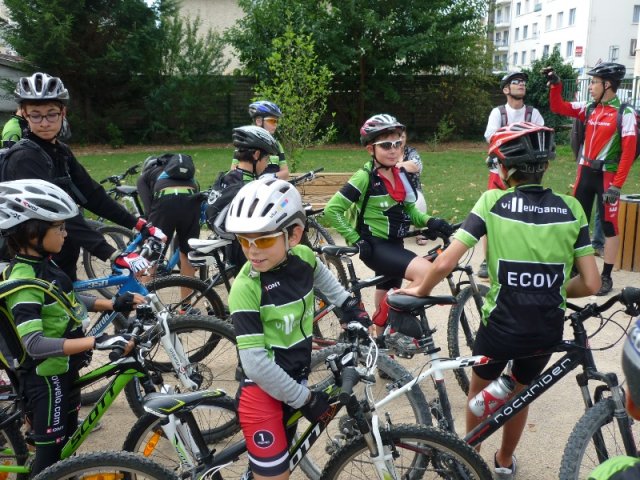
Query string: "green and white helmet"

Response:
xmin=225 ymin=178 xmax=306 ymax=234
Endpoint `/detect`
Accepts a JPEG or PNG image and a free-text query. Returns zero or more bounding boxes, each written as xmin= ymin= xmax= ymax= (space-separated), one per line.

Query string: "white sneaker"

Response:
xmin=494 ymin=453 xmax=516 ymax=480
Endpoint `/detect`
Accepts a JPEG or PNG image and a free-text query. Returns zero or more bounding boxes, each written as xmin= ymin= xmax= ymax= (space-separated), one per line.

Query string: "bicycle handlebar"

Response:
xmin=339 ymin=367 xmax=360 ymax=406
xmin=290 ymin=167 xmax=324 ymax=186
xmin=566 ymin=287 xmax=640 ymax=323
xmin=99 ymin=163 xmax=142 ymax=186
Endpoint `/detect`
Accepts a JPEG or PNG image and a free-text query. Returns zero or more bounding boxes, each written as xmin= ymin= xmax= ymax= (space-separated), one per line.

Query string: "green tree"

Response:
xmin=227 ymin=0 xmax=492 ymax=128
xmin=524 ymin=49 xmax=578 ymax=133
xmin=254 ymin=25 xmax=336 ymax=172
xmin=2 ymin=0 xmax=177 ymax=142
xmin=142 ymin=14 xmax=231 ymax=143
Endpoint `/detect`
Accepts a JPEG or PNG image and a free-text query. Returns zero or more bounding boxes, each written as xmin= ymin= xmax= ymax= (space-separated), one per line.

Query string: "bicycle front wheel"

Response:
xmin=123 ymin=395 xmax=241 ymax=476
xmin=320 ymin=424 xmax=492 ymax=480
xmin=124 ymin=315 xmax=240 ymax=417
xmin=0 ymin=410 xmax=29 ymax=480
xmin=446 ymin=284 xmax=489 ymax=395
xmin=146 ymin=275 xmax=225 ymax=318
xmin=559 ymin=398 xmax=640 ymax=480
xmin=31 ymin=451 xmax=177 ymax=480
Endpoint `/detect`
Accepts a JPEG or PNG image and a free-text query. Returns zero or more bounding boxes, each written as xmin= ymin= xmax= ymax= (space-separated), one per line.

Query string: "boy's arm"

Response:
xmin=324 ymin=170 xmax=368 ymax=245
xmin=566 ymin=255 xmax=600 ymax=297
xmin=314 ymin=260 xmax=349 ymax=307
xmin=484 ymin=108 xmax=502 ymax=142
xmin=549 ymin=83 xmax=586 ymax=120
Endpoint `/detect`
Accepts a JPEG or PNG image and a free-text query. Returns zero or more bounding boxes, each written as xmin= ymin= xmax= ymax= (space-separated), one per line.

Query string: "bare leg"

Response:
xmin=254 ymin=471 xmax=289 ymax=480
xmin=603 ymin=235 xmax=619 ymax=266
xmin=179 ymin=251 xmax=196 ymax=300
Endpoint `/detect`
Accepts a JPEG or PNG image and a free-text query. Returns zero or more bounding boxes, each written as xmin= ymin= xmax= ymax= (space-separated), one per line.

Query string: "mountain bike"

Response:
xmin=0 ymin=312 xmax=239 ymax=479
xmin=373 ymin=287 xmax=640 ymax=479
xmin=121 ymin=322 xmax=492 ymax=480
xmin=98 ymin=162 xmax=145 ymax=218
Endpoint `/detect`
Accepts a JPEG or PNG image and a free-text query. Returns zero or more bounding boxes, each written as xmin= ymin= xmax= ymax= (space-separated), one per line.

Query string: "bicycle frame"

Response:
xmin=375 ymin=301 xmax=636 ymax=455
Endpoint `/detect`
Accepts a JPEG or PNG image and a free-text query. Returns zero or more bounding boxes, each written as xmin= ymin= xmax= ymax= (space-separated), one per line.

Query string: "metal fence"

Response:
xmin=563 ymin=77 xmax=640 ymax=107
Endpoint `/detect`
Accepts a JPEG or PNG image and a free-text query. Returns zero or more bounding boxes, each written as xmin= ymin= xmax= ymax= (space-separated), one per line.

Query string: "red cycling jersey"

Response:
xmin=549 ymin=83 xmax=637 ymax=189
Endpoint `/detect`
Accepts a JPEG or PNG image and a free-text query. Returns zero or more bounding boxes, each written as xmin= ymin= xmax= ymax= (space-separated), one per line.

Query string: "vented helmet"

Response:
xmin=0 ymin=180 xmax=78 ymax=233
xmin=248 ymin=100 xmax=282 ymax=119
xmin=488 ymin=122 xmax=556 ymax=169
xmin=14 ymin=73 xmax=69 ymax=104
xmin=360 ymin=114 xmax=406 ymax=146
xmin=587 ymin=62 xmax=626 ymax=81
xmin=623 ymin=317 xmax=640 ymax=411
xmin=225 ymin=178 xmax=306 ymax=234
xmin=500 ymin=71 xmax=528 ymax=90
xmin=232 ymin=126 xmax=279 ymax=156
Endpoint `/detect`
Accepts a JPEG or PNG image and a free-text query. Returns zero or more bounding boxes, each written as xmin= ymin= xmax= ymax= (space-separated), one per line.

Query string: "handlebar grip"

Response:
xmin=109 ymin=347 xmax=125 ymax=362
xmin=621 ymin=287 xmax=640 ymax=310
xmin=339 ymin=366 xmax=360 ymax=405
xmin=99 ymin=178 xmax=108 ymax=184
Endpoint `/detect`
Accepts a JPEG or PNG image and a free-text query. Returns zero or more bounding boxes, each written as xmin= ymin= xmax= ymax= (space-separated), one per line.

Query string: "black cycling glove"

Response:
xmin=300 ymin=390 xmax=331 ymax=423
xmin=355 ymin=237 xmax=373 ymax=262
xmin=426 ymin=217 xmax=455 ymax=238
xmin=112 ymin=292 xmax=138 ymax=313
xmin=94 ymin=333 xmax=133 ymax=351
xmin=340 ymin=296 xmax=372 ymax=328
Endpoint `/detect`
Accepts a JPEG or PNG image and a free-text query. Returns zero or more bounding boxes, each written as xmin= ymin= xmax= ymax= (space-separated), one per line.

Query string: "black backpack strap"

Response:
xmin=498 ymin=105 xmax=508 ymax=127
xmin=524 ymin=105 xmax=533 ymax=122
xmin=355 ymin=164 xmax=374 ymax=234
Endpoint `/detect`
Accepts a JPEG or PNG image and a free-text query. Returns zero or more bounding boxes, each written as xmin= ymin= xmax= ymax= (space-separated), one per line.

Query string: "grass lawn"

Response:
xmin=76 ymin=142 xmax=640 ymax=224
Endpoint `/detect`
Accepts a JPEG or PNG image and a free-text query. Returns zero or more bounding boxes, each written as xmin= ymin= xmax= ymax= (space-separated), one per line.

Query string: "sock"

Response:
xmin=602 ymin=263 xmax=613 ymax=278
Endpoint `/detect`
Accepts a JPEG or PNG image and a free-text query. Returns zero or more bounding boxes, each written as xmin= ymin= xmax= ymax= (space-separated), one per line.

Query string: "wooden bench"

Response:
xmin=293 ymin=172 xmax=352 ymax=209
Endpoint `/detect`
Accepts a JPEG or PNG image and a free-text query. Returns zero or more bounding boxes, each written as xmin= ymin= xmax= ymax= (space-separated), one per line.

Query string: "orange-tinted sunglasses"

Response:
xmin=236 ymin=231 xmax=284 ymax=249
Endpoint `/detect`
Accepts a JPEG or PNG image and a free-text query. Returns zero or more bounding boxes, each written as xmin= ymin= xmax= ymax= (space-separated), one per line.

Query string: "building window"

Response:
xmin=609 ymin=45 xmax=620 ymax=61
xmin=557 ymin=12 xmax=564 ymax=28
xmin=495 ymin=32 xmax=502 ymax=43
xmin=531 ymin=49 xmax=537 ymax=61
xmin=634 ymin=5 xmax=640 ymax=23
xmin=515 ymin=27 xmax=520 ymax=41
xmin=569 ymin=8 xmax=576 ymax=25
xmin=513 ymin=52 xmax=519 ymax=65
xmin=631 ymin=38 xmax=637 ymax=56
xmin=516 ymin=2 xmax=521 ymax=15
xmin=532 ymin=23 xmax=538 ymax=38
xmin=525 ymin=0 xmax=530 ymax=13
xmin=534 ymin=1 xmax=542 ymax=12
xmin=545 ymin=15 xmax=552 ymax=31
xmin=523 ymin=25 xmax=528 ymax=39
xmin=566 ymin=40 xmax=574 ymax=57
xmin=543 ymin=44 xmax=550 ymax=57
xmin=522 ymin=51 xmax=527 ymax=64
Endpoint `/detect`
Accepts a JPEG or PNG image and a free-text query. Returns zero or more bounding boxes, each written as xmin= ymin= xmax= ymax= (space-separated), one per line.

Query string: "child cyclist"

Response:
xmin=0 ymin=179 xmax=145 ymax=476
xmin=396 ymin=122 xmax=600 ymax=479
xmin=226 ymin=177 xmax=371 ymax=480
xmin=324 ymin=114 xmax=453 ymax=337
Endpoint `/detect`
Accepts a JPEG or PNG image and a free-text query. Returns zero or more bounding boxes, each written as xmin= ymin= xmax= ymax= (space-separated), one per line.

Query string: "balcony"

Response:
xmin=494 ymin=19 xmax=511 ymax=29
xmin=495 ymin=41 xmax=509 ymax=52
xmin=534 ymin=3 xmax=542 ymax=12
xmin=495 ymin=0 xmax=510 ymax=5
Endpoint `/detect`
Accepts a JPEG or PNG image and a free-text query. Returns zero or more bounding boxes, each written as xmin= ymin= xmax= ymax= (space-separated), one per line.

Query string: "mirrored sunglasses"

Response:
xmin=510 ymin=79 xmax=526 ymax=86
xmin=236 ymin=231 xmax=284 ymax=249
xmin=263 ymin=117 xmax=279 ymax=125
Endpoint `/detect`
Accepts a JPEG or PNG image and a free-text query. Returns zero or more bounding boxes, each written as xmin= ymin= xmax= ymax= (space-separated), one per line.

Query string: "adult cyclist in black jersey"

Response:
xmin=396 ymin=122 xmax=600 ymax=479
xmin=588 ymin=317 xmax=640 ymax=479
xmin=324 ymin=114 xmax=454 ymax=338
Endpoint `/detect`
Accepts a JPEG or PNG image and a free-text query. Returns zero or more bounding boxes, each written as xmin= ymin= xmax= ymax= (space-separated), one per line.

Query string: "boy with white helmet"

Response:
xmin=226 ymin=177 xmax=370 ymax=480
xmin=0 ymin=179 xmax=144 ymax=476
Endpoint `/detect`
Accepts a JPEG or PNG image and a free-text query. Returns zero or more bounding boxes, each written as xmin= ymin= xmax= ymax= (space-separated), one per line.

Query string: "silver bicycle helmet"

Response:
xmin=0 ymin=180 xmax=78 ymax=233
xmin=14 ymin=73 xmax=69 ymax=104
xmin=360 ymin=114 xmax=405 ymax=146
xmin=225 ymin=178 xmax=305 ymax=234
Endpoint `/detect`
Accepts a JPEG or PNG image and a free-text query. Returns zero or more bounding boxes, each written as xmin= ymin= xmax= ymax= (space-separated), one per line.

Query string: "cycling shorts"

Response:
xmin=237 ymin=381 xmax=296 ymax=477
xmin=149 ymin=195 xmax=201 ymax=253
xmin=471 ymin=323 xmax=552 ymax=384
xmin=360 ymin=236 xmax=416 ymax=291
xmin=573 ymin=165 xmax=619 ymax=237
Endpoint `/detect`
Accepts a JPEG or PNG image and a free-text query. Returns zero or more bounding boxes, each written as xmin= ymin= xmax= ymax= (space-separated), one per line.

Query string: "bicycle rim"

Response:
xmin=82 ymin=224 xmax=133 ymax=298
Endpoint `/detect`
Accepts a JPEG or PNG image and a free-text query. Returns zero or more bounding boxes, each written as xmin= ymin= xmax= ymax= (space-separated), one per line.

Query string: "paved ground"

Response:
xmin=77 ymin=230 xmax=639 ymax=479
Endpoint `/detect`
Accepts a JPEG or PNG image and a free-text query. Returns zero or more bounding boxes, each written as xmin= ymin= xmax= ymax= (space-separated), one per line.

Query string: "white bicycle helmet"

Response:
xmin=14 ymin=73 xmax=69 ymax=104
xmin=0 ymin=180 xmax=78 ymax=233
xmin=225 ymin=178 xmax=306 ymax=234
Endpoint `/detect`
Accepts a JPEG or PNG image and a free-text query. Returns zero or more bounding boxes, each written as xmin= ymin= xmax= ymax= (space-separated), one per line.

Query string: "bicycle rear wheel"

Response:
xmin=559 ymin=398 xmax=640 ymax=480
xmin=124 ymin=315 xmax=240 ymax=417
xmin=122 ymin=395 xmax=241 ymax=477
xmin=0 ymin=410 xmax=29 ymax=480
xmin=301 ymin=219 xmax=348 ymax=287
xmin=31 ymin=451 xmax=177 ymax=480
xmin=145 ymin=275 xmax=225 ymax=318
xmin=320 ymin=424 xmax=492 ymax=480
xmin=82 ymin=224 xmax=134 ymax=298
xmin=446 ymin=284 xmax=489 ymax=395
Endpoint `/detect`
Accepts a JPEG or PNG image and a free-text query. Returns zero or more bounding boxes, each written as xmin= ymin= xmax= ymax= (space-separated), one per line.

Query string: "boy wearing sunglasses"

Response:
xmin=226 ymin=177 xmax=370 ymax=480
xmin=230 ymin=100 xmax=289 ymax=180
xmin=324 ymin=114 xmax=454 ymax=341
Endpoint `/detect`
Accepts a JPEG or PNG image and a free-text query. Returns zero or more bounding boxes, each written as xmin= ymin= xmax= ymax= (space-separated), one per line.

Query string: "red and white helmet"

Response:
xmin=488 ymin=122 xmax=555 ymax=169
xmin=360 ymin=114 xmax=405 ymax=146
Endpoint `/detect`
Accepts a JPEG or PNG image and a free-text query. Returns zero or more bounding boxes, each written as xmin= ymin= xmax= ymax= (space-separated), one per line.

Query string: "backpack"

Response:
xmin=142 ymin=153 xmax=196 ymax=183
xmin=0 ymin=138 xmax=52 ymax=182
xmin=0 ymin=263 xmax=80 ymax=371
xmin=570 ymin=102 xmax=640 ymax=161
xmin=498 ymin=104 xmax=533 ymax=127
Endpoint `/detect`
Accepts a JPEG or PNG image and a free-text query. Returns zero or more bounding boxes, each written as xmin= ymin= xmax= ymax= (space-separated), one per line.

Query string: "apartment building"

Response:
xmin=491 ymin=0 xmax=640 ymax=76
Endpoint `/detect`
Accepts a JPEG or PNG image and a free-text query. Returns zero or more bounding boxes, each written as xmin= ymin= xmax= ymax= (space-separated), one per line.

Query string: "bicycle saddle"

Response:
xmin=387 ymin=293 xmax=457 ymax=312
xmin=142 ymin=389 xmax=228 ymax=417
xmin=188 ymin=237 xmax=231 ymax=253
xmin=319 ymin=245 xmax=359 ymax=256
xmin=115 ymin=185 xmax=137 ymax=195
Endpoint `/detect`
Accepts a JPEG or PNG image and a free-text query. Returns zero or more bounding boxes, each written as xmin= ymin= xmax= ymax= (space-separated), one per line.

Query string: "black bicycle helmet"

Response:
xmin=14 ymin=73 xmax=69 ymax=104
xmin=232 ymin=126 xmax=279 ymax=156
xmin=248 ymin=100 xmax=282 ymax=119
xmin=587 ymin=62 xmax=626 ymax=81
xmin=488 ymin=122 xmax=556 ymax=169
xmin=500 ymin=71 xmax=528 ymax=90
xmin=360 ymin=114 xmax=406 ymax=146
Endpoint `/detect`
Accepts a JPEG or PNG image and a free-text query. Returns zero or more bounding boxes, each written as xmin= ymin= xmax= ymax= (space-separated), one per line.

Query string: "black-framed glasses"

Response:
xmin=49 ymin=222 xmax=66 ymax=233
xmin=26 ymin=112 xmax=62 ymax=124
xmin=372 ymin=140 xmax=403 ymax=150
xmin=510 ymin=79 xmax=526 ymax=86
